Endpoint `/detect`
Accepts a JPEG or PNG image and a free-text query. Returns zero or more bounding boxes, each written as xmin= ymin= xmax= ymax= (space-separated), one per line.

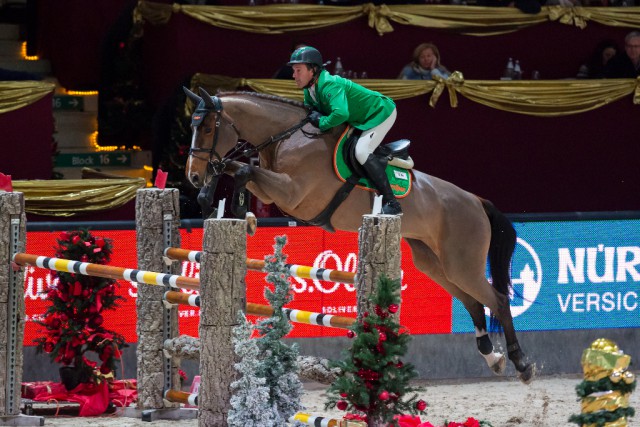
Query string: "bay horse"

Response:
xmin=183 ymin=87 xmax=535 ymax=384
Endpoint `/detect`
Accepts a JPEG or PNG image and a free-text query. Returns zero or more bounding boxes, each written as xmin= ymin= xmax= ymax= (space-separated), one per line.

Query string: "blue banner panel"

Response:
xmin=453 ymin=219 xmax=640 ymax=332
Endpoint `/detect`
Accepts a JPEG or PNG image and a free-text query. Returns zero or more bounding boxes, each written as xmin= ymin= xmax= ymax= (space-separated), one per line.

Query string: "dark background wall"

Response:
xmin=0 ymin=94 xmax=53 ymax=180
xmin=28 ymin=0 xmax=640 ymax=215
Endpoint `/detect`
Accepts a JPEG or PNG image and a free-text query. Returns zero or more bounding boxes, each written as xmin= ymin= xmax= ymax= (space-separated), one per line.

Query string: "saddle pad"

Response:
xmin=333 ymin=127 xmax=412 ymax=198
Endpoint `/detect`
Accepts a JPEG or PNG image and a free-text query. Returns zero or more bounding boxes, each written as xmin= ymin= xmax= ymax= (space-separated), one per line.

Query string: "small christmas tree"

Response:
xmin=228 ymin=311 xmax=278 ymax=427
xmin=254 ymin=235 xmax=304 ymax=425
xmin=325 ymin=275 xmax=426 ymax=427
xmin=34 ymin=230 xmax=127 ymax=389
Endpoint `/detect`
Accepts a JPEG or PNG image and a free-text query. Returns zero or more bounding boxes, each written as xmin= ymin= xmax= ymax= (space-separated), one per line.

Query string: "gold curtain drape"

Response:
xmin=13 ymin=177 xmax=146 ymax=216
xmin=0 ymin=81 xmax=56 ymax=114
xmin=193 ymin=72 xmax=640 ymax=116
xmin=135 ymin=0 xmax=640 ymax=36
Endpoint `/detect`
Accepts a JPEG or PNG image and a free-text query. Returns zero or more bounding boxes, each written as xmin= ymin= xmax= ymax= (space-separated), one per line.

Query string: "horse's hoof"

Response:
xmin=490 ymin=353 xmax=507 ymax=376
xmin=517 ymin=363 xmax=536 ymax=385
xmin=246 ymin=212 xmax=257 ymax=236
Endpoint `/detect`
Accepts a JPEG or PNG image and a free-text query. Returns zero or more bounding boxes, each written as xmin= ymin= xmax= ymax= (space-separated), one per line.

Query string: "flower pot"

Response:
xmin=59 ymin=365 xmax=92 ymax=391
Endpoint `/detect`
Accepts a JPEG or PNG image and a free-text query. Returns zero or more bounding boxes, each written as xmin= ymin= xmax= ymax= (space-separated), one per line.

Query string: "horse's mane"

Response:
xmin=217 ymin=91 xmax=306 ymax=109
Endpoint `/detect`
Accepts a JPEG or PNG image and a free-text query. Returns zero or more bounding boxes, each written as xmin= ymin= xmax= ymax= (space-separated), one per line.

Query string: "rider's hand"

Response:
xmin=308 ymin=111 xmax=323 ymax=128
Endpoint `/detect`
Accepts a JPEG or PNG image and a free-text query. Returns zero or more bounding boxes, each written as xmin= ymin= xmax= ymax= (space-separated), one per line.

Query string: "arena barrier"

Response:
xmin=164 ymin=247 xmax=357 ymax=284
xmin=163 ymin=290 xmax=356 ymax=329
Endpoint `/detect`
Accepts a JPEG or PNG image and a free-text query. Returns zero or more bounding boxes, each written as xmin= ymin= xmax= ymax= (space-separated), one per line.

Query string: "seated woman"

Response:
xmin=398 ymin=42 xmax=450 ymax=80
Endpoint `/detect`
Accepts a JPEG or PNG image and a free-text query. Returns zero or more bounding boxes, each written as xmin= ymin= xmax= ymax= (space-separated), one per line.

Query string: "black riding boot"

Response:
xmin=361 ymin=154 xmax=402 ymax=215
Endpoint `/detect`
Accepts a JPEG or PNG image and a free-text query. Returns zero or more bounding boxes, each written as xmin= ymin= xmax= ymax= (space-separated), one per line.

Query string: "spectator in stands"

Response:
xmin=397 ymin=43 xmax=450 ymax=80
xmin=604 ymin=31 xmax=640 ymax=78
xmin=273 ymin=42 xmax=307 ymax=80
xmin=576 ymin=40 xmax=618 ymax=79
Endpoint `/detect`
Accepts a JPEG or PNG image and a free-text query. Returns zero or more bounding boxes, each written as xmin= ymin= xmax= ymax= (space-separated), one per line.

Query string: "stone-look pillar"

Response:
xmin=0 ymin=192 xmax=25 ymax=417
xmin=356 ymin=215 xmax=402 ymax=319
xmin=198 ymin=219 xmax=246 ymax=427
xmin=135 ymin=189 xmax=181 ymax=409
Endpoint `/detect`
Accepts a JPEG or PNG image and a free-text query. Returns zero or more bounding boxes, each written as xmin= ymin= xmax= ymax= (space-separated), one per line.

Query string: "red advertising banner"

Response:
xmin=23 ymin=226 xmax=452 ymax=346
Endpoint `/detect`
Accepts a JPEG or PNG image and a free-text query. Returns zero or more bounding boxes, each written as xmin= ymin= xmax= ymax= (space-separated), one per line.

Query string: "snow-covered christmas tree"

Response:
xmin=228 ymin=235 xmax=303 ymax=426
xmin=228 ymin=311 xmax=278 ymax=427
xmin=255 ymin=235 xmax=304 ymax=424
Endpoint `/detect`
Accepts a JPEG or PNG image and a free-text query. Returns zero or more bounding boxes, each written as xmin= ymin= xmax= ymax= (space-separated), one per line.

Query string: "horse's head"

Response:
xmin=183 ymin=87 xmax=240 ymax=188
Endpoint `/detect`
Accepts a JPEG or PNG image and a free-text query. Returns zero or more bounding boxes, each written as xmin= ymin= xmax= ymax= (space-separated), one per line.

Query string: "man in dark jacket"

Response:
xmin=604 ymin=31 xmax=640 ymax=78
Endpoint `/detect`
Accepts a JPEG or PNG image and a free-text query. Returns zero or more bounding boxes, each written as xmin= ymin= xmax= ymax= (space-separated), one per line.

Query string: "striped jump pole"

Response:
xmin=289 ymin=412 xmax=343 ymax=427
xmin=163 ymin=389 xmax=198 ymax=406
xmin=164 ymin=247 xmax=356 ymax=284
xmin=163 ymin=291 xmax=356 ymax=329
xmin=12 ymin=253 xmax=200 ymax=291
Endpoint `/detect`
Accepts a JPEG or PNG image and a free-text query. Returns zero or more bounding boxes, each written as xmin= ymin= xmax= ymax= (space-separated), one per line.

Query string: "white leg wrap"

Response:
xmin=481 ymin=350 xmax=504 ymax=367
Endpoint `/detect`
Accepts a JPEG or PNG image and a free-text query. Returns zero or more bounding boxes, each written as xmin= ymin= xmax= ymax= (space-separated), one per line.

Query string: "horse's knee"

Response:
xmin=235 ymin=165 xmax=252 ymax=188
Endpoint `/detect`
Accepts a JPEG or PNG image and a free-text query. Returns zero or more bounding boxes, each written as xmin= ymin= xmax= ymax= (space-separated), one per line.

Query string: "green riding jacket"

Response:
xmin=303 ymin=69 xmax=395 ymax=132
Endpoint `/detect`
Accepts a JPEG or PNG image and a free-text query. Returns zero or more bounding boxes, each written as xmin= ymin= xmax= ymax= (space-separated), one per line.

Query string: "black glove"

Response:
xmin=308 ymin=110 xmax=323 ymax=128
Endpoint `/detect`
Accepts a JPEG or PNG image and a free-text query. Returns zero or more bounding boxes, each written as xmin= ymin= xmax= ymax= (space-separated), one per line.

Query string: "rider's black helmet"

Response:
xmin=287 ymin=46 xmax=323 ymax=68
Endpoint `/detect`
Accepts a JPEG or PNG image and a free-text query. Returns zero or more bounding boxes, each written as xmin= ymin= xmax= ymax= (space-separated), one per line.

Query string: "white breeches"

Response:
xmin=354 ymin=108 xmax=397 ymax=165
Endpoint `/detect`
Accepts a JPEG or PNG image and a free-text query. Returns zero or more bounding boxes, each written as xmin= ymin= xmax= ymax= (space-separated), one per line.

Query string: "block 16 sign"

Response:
xmin=54 ymin=152 xmax=131 ymax=168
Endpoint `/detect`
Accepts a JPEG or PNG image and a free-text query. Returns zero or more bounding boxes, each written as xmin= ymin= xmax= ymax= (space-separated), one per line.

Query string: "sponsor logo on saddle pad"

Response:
xmin=452 ymin=218 xmax=640 ymax=333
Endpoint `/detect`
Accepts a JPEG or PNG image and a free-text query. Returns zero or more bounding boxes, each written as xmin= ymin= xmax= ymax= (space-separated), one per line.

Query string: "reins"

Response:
xmin=190 ymin=95 xmax=315 ymax=177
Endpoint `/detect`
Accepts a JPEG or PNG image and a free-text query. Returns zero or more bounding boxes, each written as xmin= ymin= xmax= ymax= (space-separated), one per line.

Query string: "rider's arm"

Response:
xmin=318 ymin=82 xmax=349 ymax=131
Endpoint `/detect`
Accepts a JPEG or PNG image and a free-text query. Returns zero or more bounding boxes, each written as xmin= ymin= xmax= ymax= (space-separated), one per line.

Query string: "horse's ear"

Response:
xmin=198 ymin=87 xmax=216 ymax=109
xmin=183 ymin=86 xmax=202 ymax=106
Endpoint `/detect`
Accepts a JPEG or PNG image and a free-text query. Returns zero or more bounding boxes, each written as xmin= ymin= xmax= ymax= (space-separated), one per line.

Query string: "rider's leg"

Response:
xmin=355 ymin=109 xmax=402 ymax=215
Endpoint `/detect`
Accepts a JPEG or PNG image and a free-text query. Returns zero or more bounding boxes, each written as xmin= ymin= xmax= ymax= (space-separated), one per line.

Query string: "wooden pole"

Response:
xmin=355 ymin=215 xmax=402 ymax=320
xmin=198 ymin=219 xmax=246 ymax=427
xmin=135 ymin=188 xmax=181 ymax=410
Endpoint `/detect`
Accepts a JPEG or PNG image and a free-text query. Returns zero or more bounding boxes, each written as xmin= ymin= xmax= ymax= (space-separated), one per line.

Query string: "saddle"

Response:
xmin=305 ymin=126 xmax=414 ymax=232
xmin=336 ymin=126 xmax=413 ymax=198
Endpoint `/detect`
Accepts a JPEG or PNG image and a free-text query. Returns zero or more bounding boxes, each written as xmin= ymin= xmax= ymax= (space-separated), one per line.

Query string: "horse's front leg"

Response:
xmin=230 ymin=162 xmax=306 ymax=217
xmin=230 ymin=164 xmax=253 ymax=218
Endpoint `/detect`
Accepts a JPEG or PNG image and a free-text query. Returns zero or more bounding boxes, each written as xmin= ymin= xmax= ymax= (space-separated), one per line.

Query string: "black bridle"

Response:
xmin=189 ymin=95 xmax=311 ymax=178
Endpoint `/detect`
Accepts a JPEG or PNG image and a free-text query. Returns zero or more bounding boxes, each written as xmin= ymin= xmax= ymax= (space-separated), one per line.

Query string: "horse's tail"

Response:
xmin=481 ymin=198 xmax=516 ymax=331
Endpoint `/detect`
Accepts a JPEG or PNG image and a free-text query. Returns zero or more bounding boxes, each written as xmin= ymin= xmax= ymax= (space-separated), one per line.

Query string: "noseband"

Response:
xmin=189 ymin=95 xmax=311 ymax=178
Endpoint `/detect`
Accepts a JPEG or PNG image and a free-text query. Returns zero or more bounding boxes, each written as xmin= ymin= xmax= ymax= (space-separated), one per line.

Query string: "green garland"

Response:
xmin=575 ymin=377 xmax=637 ymax=398
xmin=569 ymin=407 xmax=635 ymax=426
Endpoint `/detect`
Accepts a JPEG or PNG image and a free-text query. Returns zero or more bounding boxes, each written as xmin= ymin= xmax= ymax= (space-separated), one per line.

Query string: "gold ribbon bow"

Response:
xmin=172 ymin=2 xmax=182 ymax=13
xmin=429 ymin=71 xmax=463 ymax=108
xmin=363 ymin=3 xmax=394 ymax=36
xmin=547 ymin=6 xmax=588 ymax=29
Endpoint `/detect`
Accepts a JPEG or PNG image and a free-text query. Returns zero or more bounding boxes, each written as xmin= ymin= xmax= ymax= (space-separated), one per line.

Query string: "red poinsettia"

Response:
xmin=34 ymin=229 xmax=127 ymax=386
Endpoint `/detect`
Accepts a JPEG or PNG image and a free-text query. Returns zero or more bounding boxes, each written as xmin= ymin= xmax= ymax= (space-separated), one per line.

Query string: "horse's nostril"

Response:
xmin=191 ymin=173 xmax=200 ymax=184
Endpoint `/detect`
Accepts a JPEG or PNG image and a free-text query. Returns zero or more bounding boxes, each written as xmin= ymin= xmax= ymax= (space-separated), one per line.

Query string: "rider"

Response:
xmin=288 ymin=46 xmax=402 ymax=216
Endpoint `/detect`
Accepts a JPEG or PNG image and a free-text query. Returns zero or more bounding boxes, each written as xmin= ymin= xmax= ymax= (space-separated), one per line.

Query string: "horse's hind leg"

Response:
xmin=406 ymin=238 xmax=506 ymax=375
xmin=458 ymin=296 xmax=507 ymax=376
xmin=493 ymin=291 xmax=536 ymax=383
xmin=436 ymin=233 xmax=535 ymax=383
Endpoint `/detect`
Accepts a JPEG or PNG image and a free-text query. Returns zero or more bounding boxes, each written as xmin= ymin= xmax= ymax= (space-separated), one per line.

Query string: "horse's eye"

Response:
xmin=204 ymin=127 xmax=213 ymax=134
